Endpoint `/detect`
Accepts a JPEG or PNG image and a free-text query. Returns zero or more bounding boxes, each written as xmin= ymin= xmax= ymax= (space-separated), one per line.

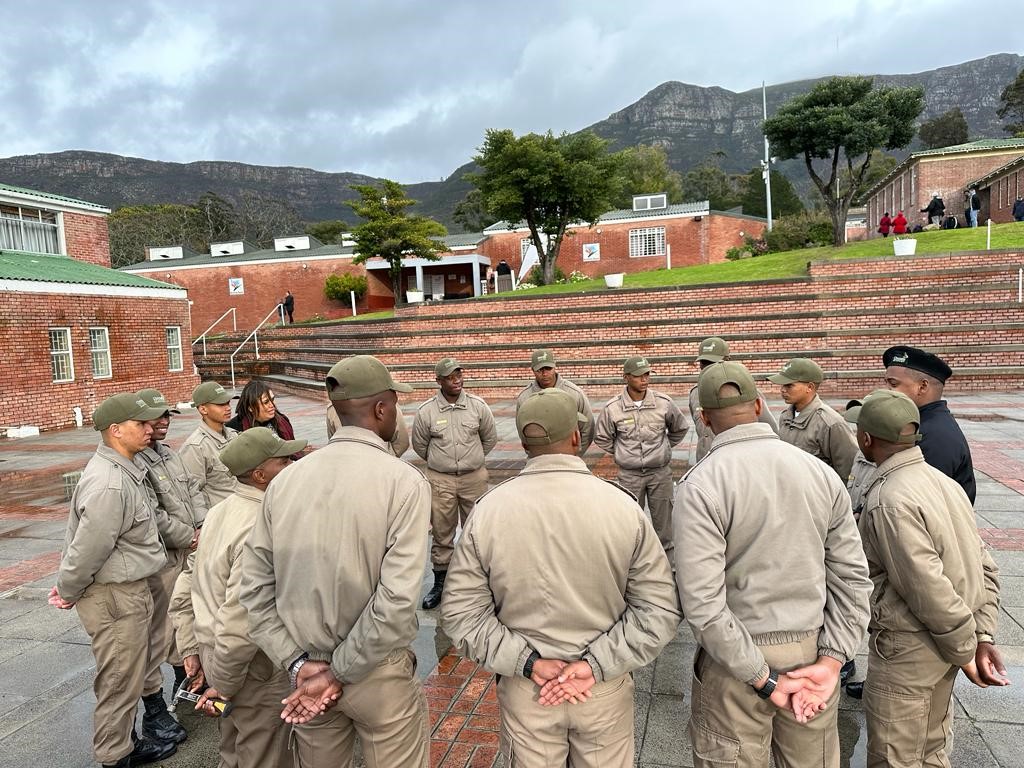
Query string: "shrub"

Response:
xmin=527 ymin=264 xmax=566 ymax=285
xmin=763 ymin=211 xmax=834 ymax=252
xmin=565 ymin=270 xmax=589 ymax=283
xmin=324 ymin=272 xmax=368 ymax=300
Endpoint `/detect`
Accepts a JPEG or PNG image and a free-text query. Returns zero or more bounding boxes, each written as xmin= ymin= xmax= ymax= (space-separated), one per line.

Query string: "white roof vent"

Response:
xmin=210 ymin=241 xmax=247 ymax=257
xmin=147 ymin=246 xmax=184 ymax=261
xmin=274 ymin=235 xmax=317 ymax=252
xmin=632 ymin=193 xmax=668 ymax=212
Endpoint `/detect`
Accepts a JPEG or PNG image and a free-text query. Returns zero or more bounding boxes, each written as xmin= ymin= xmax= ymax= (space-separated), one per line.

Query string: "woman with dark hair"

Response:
xmin=226 ymin=381 xmax=308 ymax=457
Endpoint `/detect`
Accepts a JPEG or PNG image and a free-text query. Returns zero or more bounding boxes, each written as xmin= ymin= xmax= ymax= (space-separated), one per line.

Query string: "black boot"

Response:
xmin=172 ymin=664 xmax=187 ymax=694
xmin=421 ymin=569 xmax=446 ymax=610
xmin=845 ymin=680 xmax=864 ymax=699
xmin=141 ymin=691 xmax=188 ymax=744
xmin=840 ymin=659 xmax=856 ymax=685
xmin=102 ymin=731 xmax=176 ymax=767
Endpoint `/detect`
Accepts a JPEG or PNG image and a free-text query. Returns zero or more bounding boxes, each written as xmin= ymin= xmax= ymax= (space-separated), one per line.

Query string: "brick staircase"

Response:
xmin=193 ymin=250 xmax=1024 ymax=401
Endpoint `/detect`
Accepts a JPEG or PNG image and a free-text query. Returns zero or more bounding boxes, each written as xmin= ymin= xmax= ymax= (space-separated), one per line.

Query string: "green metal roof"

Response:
xmin=121 ymin=243 xmax=355 ymax=271
xmin=911 ymin=138 xmax=1024 ymax=158
xmin=0 ymin=250 xmax=181 ymax=289
xmin=0 ymin=182 xmax=109 ymax=212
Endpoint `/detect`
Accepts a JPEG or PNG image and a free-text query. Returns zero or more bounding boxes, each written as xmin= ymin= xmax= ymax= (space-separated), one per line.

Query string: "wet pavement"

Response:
xmin=1 ymin=389 xmax=1022 ymax=767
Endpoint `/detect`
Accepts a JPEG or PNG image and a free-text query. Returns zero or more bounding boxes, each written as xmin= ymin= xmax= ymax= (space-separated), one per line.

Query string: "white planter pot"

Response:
xmin=604 ymin=273 xmax=624 ymax=288
xmin=893 ymin=239 xmax=917 ymax=256
xmin=406 ymin=290 xmax=424 ymax=303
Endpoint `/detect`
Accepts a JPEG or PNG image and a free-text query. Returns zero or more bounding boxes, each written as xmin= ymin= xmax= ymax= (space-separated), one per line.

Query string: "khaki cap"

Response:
xmin=530 ymin=349 xmax=556 ymax=371
xmin=696 ymin=337 xmax=729 ymax=363
xmin=855 ymin=389 xmax=922 ymax=444
xmin=136 ymin=388 xmax=181 ymax=415
xmin=624 ymin=356 xmax=652 ymax=376
xmin=326 ymin=355 xmax=413 ymax=401
xmin=768 ymin=358 xmax=823 ymax=385
xmin=698 ymin=361 xmax=759 ymax=410
xmin=192 ymin=381 xmax=232 ymax=406
xmin=435 ymin=357 xmax=462 ymax=378
xmin=93 ymin=393 xmax=167 ymax=431
xmin=218 ymin=427 xmax=307 ymax=476
xmin=843 ymin=399 xmax=863 ymax=424
xmin=516 ymin=389 xmax=585 ymax=445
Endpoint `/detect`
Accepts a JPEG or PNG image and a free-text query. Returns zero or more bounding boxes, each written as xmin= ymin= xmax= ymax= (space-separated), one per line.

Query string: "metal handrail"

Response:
xmin=192 ymin=308 xmax=237 ymax=358
xmin=229 ymin=304 xmax=285 ymax=390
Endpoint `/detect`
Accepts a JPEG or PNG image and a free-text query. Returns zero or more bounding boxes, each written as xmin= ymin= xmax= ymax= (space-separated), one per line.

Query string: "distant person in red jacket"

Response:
xmin=891 ymin=211 xmax=908 ymax=235
xmin=878 ymin=212 xmax=892 ymax=237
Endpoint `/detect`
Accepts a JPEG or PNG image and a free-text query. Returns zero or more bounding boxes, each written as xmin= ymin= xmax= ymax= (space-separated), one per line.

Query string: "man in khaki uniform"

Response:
xmin=594 ymin=355 xmax=688 ymax=563
xmin=170 ymin=427 xmax=305 ymax=768
xmin=48 ymin=393 xmax=177 ymax=768
xmin=180 ymin=381 xmax=239 ymax=508
xmin=240 ymin=355 xmax=431 ymax=767
xmin=769 ymin=358 xmax=857 ymax=481
xmin=674 ymin=362 xmax=872 ymax=768
xmin=687 ymin=337 xmax=777 ymax=461
xmin=412 ymin=357 xmax=497 ymax=609
xmin=442 ymin=389 xmax=681 ymax=767
xmin=515 ymin=348 xmax=595 ymax=453
xmin=327 ymin=400 xmax=410 ymax=455
xmin=852 ymin=390 xmax=1008 ymax=767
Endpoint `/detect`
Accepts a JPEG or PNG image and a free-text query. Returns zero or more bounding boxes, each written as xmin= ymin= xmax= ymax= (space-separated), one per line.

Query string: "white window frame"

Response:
xmin=89 ymin=326 xmax=112 ymax=379
xmin=520 ymin=237 xmax=532 ymax=260
xmin=632 ymin=193 xmax=668 ymax=211
xmin=49 ymin=327 xmax=75 ymax=383
xmin=628 ymin=226 xmax=667 ymax=258
xmin=0 ymin=204 xmax=62 ymax=255
xmin=166 ymin=326 xmax=183 ymax=372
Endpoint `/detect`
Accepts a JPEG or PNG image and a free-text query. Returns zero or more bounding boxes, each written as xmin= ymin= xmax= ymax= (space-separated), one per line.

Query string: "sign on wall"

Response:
xmin=583 ymin=243 xmax=601 ymax=262
xmin=228 ymin=278 xmax=245 ymax=295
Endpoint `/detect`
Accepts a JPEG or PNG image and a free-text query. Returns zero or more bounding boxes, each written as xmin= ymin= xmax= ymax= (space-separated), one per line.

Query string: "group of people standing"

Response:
xmin=879 ymin=189 xmax=985 ymax=236
xmin=51 ymin=338 xmax=1008 ymax=768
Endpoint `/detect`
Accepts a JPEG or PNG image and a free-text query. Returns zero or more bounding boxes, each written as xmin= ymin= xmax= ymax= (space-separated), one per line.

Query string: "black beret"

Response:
xmin=882 ymin=345 xmax=953 ymax=383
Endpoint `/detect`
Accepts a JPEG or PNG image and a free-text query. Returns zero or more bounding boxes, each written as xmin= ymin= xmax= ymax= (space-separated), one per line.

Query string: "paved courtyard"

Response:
xmin=1 ymin=389 xmax=1022 ymax=767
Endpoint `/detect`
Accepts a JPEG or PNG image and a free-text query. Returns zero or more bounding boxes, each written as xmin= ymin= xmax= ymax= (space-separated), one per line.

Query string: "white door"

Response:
xmin=431 ymin=274 xmax=445 ymax=299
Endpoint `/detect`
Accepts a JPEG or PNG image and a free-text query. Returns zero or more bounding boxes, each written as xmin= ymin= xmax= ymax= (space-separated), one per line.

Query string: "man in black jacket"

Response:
xmin=921 ymin=192 xmax=945 ymax=226
xmin=882 ymin=346 xmax=976 ymax=503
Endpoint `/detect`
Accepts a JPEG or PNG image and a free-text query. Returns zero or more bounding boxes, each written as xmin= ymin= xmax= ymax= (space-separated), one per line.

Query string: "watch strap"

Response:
xmin=754 ymin=669 xmax=778 ymax=700
xmin=523 ymin=651 xmax=541 ymax=679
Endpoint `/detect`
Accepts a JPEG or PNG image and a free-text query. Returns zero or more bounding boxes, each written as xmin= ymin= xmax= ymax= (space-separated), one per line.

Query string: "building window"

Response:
xmin=89 ymin=327 xmax=112 ymax=379
xmin=629 ymin=226 xmax=666 ymax=257
xmin=166 ymin=326 xmax=183 ymax=372
xmin=49 ymin=328 xmax=74 ymax=383
xmin=0 ymin=204 xmax=61 ymax=254
xmin=520 ymin=237 xmax=532 ymax=260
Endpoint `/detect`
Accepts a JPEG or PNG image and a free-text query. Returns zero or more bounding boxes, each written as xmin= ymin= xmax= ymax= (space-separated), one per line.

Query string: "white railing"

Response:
xmin=192 ymin=308 xmax=237 ymax=358
xmin=229 ymin=304 xmax=283 ymax=390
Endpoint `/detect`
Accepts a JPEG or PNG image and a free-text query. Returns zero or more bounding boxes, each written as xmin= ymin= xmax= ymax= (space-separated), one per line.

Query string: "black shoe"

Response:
xmin=141 ymin=692 xmax=188 ymax=744
xmin=421 ymin=569 xmax=446 ymax=610
xmin=127 ymin=736 xmax=177 ymax=766
xmin=840 ymin=659 xmax=856 ymax=685
xmin=845 ymin=681 xmax=864 ymax=699
xmin=172 ymin=664 xmax=187 ymax=693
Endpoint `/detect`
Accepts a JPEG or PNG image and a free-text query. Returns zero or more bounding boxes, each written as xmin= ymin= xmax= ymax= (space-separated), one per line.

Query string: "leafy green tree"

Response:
xmin=739 ymin=167 xmax=804 ymax=218
xmin=347 ymin=180 xmax=447 ymax=305
xmin=306 ymin=219 xmax=350 ymax=244
xmin=471 ymin=129 xmax=622 ymax=285
xmin=680 ymin=162 xmax=741 ymax=210
xmin=765 ymin=76 xmax=924 ymax=246
xmin=452 ymin=189 xmax=494 ymax=232
xmin=997 ymin=67 xmax=1024 ymax=137
xmin=918 ymin=108 xmax=969 ymax=149
xmin=324 ymin=272 xmax=367 ymax=300
xmin=611 ymin=144 xmax=684 ymax=208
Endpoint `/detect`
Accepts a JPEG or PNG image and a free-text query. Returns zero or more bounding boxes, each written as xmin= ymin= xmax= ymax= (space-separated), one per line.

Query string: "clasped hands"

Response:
xmin=280 ymin=661 xmax=343 ymax=724
xmin=754 ymin=657 xmax=842 ymax=724
xmin=532 ymin=658 xmax=597 ymax=706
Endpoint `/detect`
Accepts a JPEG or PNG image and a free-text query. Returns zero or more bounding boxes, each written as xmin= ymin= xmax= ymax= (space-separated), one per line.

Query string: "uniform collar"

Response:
xmin=520 ymin=453 xmax=589 ymax=474
xmin=785 ymin=394 xmax=823 ymax=425
xmin=617 ymin=387 xmax=654 ymax=409
xmin=707 ymin=422 xmax=777 ymax=453
xmin=873 ymin=445 xmax=925 ymax=479
xmin=434 ymin=390 xmax=469 ymax=410
xmin=329 ymin=425 xmax=390 ymax=452
xmin=918 ymin=400 xmax=949 ymax=416
xmin=198 ymin=421 xmax=232 ymax=443
xmin=96 ymin=444 xmax=148 ymax=482
xmin=234 ymin=484 xmax=266 ymax=504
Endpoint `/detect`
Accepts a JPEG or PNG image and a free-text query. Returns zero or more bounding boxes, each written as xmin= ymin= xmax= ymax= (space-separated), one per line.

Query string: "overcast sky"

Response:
xmin=2 ymin=0 xmax=1020 ymax=182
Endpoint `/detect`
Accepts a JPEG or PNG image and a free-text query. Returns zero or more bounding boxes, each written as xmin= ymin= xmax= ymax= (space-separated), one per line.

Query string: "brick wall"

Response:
xmin=0 ymin=292 xmax=197 ymax=431
xmin=63 ymin=211 xmax=111 ymax=268
xmin=976 ymin=166 xmax=1023 ymax=224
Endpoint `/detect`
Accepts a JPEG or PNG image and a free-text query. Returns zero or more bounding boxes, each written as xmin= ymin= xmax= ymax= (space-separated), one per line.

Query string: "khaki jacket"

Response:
xmin=688 ymin=386 xmax=778 ymax=461
xmin=516 ymin=376 xmax=595 ymax=453
xmin=858 ymin=447 xmax=1000 ymax=666
xmin=240 ymin=426 xmax=430 ymax=683
xmin=179 ymin=422 xmax=239 ymax=509
xmin=57 ymin=446 xmax=168 ymax=603
xmin=139 ymin=442 xmax=207 ymax=543
xmin=847 ymin=452 xmax=876 ymax=519
xmin=169 ymin=485 xmax=267 ymax=696
xmin=778 ymin=395 xmax=858 ymax=481
xmin=327 ymin=405 xmax=410 ymax=456
xmin=674 ymin=423 xmax=871 ymax=685
xmin=411 ymin=391 xmax=497 ymax=474
xmin=441 ymin=454 xmax=681 ymax=681
xmin=594 ymin=388 xmax=688 ymax=471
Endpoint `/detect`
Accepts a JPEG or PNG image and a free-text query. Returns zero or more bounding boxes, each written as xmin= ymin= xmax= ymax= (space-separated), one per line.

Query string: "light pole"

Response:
xmin=762 ymin=82 xmax=773 ymax=231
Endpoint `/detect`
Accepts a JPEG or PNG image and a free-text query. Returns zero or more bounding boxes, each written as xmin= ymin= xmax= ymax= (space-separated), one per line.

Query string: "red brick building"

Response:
xmin=0 ymin=182 xmax=195 ymax=433
xmin=968 ymin=155 xmax=1024 ymax=224
xmin=863 ymin=139 xmax=1024 ymax=233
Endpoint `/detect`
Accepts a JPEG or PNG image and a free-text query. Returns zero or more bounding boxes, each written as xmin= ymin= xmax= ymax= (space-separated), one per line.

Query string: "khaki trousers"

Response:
xmin=497 ymin=671 xmax=634 ymax=767
xmin=616 ymin=465 xmax=675 ymax=561
xmin=76 ymin=580 xmax=154 ymax=764
xmin=200 ymin=647 xmax=291 ymax=768
xmin=144 ymin=548 xmax=187 ymax=694
xmin=865 ymin=630 xmax=958 ymax=768
xmin=291 ymin=648 xmax=428 ymax=768
xmin=689 ymin=633 xmax=840 ymax=768
xmin=425 ymin=466 xmax=488 ymax=570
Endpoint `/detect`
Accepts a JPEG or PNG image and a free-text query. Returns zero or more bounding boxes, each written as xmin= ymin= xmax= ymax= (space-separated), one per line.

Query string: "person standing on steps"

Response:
xmin=282 ymin=290 xmax=294 ymax=323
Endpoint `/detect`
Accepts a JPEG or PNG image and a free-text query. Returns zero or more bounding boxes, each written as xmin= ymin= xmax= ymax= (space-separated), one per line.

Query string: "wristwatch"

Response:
xmin=754 ymin=669 xmax=778 ymax=700
xmin=288 ymin=652 xmax=310 ymax=689
xmin=523 ymin=651 xmax=541 ymax=679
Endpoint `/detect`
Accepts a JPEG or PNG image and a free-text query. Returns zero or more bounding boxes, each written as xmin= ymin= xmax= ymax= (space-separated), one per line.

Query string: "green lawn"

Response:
xmin=509 ymin=221 xmax=1024 ymax=296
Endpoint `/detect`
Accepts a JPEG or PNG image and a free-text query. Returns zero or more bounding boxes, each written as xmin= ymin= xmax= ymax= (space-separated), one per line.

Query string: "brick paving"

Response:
xmin=427 ymin=654 xmax=502 ymax=767
xmin=0 ymin=550 xmax=61 ymax=592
